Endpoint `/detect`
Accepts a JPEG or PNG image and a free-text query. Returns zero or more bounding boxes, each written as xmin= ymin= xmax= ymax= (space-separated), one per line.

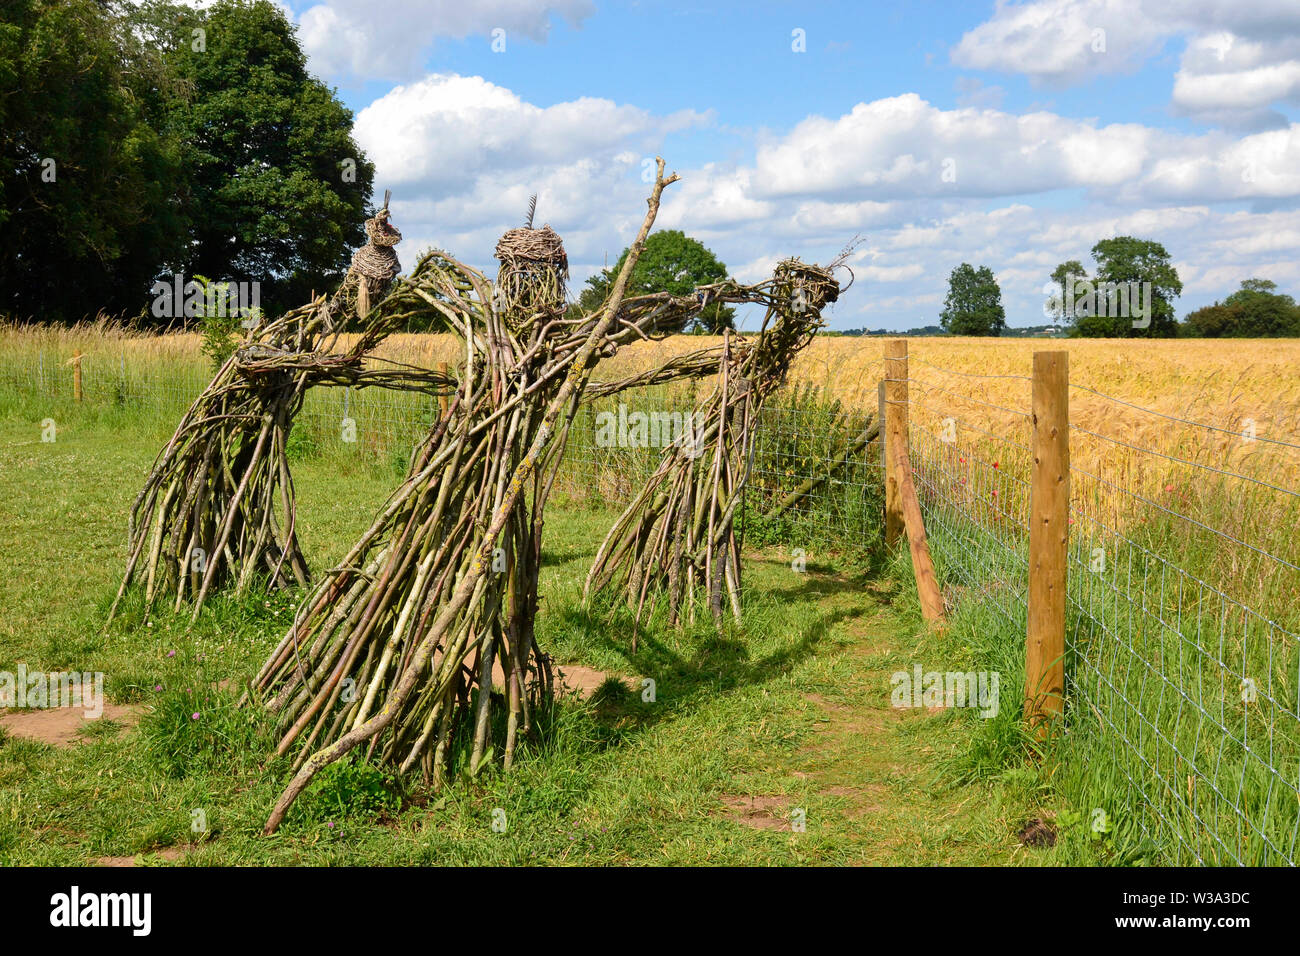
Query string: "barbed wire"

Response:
xmin=1068 ymin=381 xmax=1300 ymax=453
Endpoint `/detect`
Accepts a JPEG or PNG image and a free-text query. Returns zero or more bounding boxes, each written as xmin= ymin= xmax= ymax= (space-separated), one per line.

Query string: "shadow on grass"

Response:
xmin=545 ymin=558 xmax=880 ymax=745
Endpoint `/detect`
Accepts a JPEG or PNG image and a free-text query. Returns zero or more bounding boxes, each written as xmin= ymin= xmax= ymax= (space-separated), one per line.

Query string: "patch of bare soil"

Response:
xmin=555 ymin=664 xmax=637 ymax=699
xmin=719 ymin=794 xmax=791 ymax=831
xmin=487 ymin=659 xmax=637 ymax=700
xmin=1018 ymin=818 xmax=1057 ymax=848
xmin=94 ymin=847 xmax=186 ymax=867
xmin=0 ymin=703 xmax=143 ymax=747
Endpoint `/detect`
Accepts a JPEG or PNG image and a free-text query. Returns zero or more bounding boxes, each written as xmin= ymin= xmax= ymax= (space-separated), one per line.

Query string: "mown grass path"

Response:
xmin=702 ymin=554 xmax=1040 ymax=864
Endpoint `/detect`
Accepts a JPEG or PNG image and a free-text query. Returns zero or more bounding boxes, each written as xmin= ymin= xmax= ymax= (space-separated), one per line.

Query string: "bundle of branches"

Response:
xmin=108 ymin=207 xmax=447 ymax=625
xmin=254 ymin=161 xmax=686 ymax=833
xmin=110 ymin=299 xmax=347 ymax=624
xmin=583 ymin=258 xmax=840 ymax=635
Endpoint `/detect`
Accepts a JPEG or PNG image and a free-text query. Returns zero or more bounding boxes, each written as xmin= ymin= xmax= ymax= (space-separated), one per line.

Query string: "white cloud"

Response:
xmin=744 ymin=93 xmax=1300 ymax=205
xmin=658 ymin=165 xmax=775 ymax=230
xmin=352 ymin=74 xmax=708 ymax=266
xmin=298 ymin=0 xmax=594 ymax=80
xmin=355 ymin=75 xmax=705 ymax=192
xmin=953 ymin=0 xmax=1300 ymax=126
xmin=1172 ymin=33 xmax=1300 ymax=126
xmin=751 ymin=95 xmax=1167 ymax=200
xmin=950 ymin=0 xmax=1169 ymax=85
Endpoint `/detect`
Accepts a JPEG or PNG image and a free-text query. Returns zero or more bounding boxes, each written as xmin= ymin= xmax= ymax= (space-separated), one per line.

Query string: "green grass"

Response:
xmin=0 ymin=391 xmax=1060 ymax=866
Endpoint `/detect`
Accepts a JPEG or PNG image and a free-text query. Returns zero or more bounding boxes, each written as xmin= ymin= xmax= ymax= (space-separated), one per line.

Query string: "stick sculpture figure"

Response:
xmin=255 ymin=163 xmax=850 ymax=831
xmin=108 ymin=160 xmax=845 ymax=833
xmin=583 ymin=258 xmax=843 ymax=639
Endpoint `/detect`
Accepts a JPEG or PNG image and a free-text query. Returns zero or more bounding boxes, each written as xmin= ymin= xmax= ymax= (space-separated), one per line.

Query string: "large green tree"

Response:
xmin=1072 ymin=236 xmax=1182 ymax=338
xmin=159 ymin=0 xmax=375 ymax=313
xmin=577 ymin=230 xmax=735 ymax=333
xmin=0 ymin=0 xmax=373 ymax=322
xmin=940 ymin=263 xmax=1005 ymax=336
xmin=0 ymin=0 xmax=187 ymax=320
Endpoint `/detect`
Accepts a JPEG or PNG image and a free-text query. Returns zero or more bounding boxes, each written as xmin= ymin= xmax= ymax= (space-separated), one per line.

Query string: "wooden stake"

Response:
xmin=888 ymin=427 xmax=945 ymax=626
xmin=68 ymin=352 xmax=83 ymax=402
xmin=438 ymin=362 xmax=450 ymax=417
xmin=884 ymin=339 xmax=907 ymax=548
xmin=1025 ymin=350 xmax=1069 ymax=738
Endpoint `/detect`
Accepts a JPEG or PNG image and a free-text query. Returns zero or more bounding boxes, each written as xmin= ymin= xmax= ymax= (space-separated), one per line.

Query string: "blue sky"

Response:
xmin=265 ymin=0 xmax=1300 ymax=331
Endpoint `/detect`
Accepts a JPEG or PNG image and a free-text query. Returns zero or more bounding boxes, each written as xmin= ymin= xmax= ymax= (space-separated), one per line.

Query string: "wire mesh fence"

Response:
xmin=904 ymin=355 xmax=1300 ymax=866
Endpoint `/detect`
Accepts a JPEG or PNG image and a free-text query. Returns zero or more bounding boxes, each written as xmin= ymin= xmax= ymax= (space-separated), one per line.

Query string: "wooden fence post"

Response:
xmin=70 ymin=351 xmax=83 ymax=403
xmin=1025 ymin=350 xmax=1069 ymax=737
xmin=438 ymin=362 xmax=450 ymax=417
xmin=884 ymin=339 xmax=907 ymax=548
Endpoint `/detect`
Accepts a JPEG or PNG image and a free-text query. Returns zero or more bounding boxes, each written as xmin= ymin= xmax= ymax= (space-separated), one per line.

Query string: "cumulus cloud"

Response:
xmin=298 ymin=0 xmax=594 ymax=80
xmin=352 ymin=74 xmax=708 ymax=266
xmin=952 ymin=0 xmax=1300 ymax=126
xmin=1172 ymin=33 xmax=1300 ymax=127
xmin=344 ymin=72 xmax=1300 ymax=331
xmin=658 ymin=165 xmax=775 ymax=232
xmin=950 ymin=0 xmax=1169 ymax=85
xmin=748 ymin=93 xmax=1300 ymax=205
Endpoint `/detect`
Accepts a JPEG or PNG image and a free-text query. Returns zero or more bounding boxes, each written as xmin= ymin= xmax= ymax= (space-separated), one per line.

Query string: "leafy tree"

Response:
xmin=0 ymin=0 xmax=371 ymax=322
xmin=576 ymin=230 xmax=735 ymax=333
xmin=0 ymin=0 xmax=187 ymax=320
xmin=1072 ymin=236 xmax=1181 ymax=338
xmin=1046 ymin=259 xmax=1088 ymax=325
xmin=939 ymin=263 xmax=1005 ymax=336
xmin=1182 ymin=279 xmax=1300 ymax=337
xmin=1221 ymin=278 xmax=1300 ymax=337
xmin=160 ymin=0 xmax=375 ymax=314
xmin=1181 ymin=303 xmax=1235 ymax=338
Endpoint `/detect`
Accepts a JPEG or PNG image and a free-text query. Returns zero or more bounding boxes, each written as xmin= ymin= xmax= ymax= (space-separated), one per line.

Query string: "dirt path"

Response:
xmin=723 ymin=567 xmax=1036 ymax=865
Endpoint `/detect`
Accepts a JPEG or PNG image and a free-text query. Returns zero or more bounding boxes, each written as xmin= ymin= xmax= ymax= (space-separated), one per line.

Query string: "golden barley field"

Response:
xmin=6 ymin=323 xmax=1300 ymax=478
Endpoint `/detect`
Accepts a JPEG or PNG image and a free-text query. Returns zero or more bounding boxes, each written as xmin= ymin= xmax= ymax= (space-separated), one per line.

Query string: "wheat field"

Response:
xmin=6 ymin=323 xmax=1299 ymax=484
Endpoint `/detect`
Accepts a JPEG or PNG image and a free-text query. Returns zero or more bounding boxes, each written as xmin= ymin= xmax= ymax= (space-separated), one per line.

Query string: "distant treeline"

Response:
xmin=835 ymin=237 xmax=1300 ymax=338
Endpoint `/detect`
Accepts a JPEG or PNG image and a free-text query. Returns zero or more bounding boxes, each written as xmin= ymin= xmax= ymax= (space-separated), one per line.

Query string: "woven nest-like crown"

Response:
xmin=494 ymin=225 xmax=569 ymax=276
xmin=774 ymin=258 xmax=839 ymax=310
xmin=493 ymin=225 xmax=569 ymax=333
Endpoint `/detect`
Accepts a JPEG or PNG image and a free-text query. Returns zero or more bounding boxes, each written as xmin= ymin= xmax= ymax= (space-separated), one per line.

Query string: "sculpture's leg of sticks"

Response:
xmin=109 ymin=203 xmax=418 ymax=625
xmin=108 ymin=303 xmax=339 ymax=625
